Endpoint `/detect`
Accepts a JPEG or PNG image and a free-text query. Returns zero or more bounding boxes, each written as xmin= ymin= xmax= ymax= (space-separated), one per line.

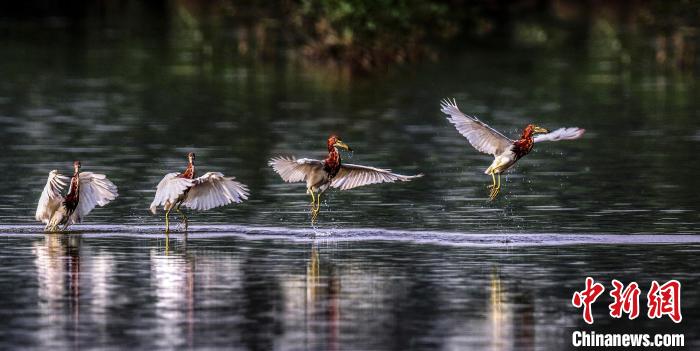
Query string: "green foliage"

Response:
xmin=296 ymin=0 xmax=459 ymax=71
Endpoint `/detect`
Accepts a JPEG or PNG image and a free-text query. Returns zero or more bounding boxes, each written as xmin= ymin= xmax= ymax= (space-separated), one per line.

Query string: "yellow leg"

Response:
xmin=165 ymin=233 xmax=170 ymax=256
xmin=309 ymin=190 xmax=315 ymax=216
xmin=311 ymin=191 xmax=322 ymax=225
xmin=46 ymin=225 xmax=54 ymax=233
xmin=317 ymin=192 xmax=323 ymax=211
xmin=165 ymin=208 xmax=171 ymax=233
xmin=489 ymin=173 xmax=502 ymax=201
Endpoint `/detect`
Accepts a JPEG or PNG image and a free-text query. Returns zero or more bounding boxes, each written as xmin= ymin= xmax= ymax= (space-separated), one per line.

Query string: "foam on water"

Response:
xmin=1 ymin=224 xmax=699 ymax=247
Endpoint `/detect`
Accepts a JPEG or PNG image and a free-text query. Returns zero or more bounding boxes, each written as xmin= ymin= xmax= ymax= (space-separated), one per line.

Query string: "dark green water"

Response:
xmin=0 ymin=232 xmax=698 ymax=350
xmin=1 ymin=10 xmax=699 ymax=350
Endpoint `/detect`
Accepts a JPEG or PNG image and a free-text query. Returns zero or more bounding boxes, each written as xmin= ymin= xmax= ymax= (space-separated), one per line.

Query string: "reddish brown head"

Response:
xmin=521 ymin=124 xmax=550 ymax=139
xmin=326 ymin=135 xmax=352 ymax=152
xmin=73 ymin=160 xmax=81 ymax=173
xmin=180 ymin=152 xmax=196 ymax=179
xmin=513 ymin=125 xmax=549 ymax=159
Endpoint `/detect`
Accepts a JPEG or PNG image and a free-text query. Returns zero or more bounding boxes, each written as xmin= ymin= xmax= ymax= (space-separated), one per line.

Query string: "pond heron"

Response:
xmin=441 ymin=98 xmax=585 ymax=200
xmin=150 ymin=153 xmax=249 ymax=232
xmin=269 ymin=135 xmax=423 ymax=224
xmin=36 ymin=161 xmax=119 ymax=231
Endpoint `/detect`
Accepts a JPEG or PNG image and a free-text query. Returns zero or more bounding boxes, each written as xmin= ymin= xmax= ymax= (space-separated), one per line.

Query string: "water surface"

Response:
xmin=0 ymin=230 xmax=698 ymax=350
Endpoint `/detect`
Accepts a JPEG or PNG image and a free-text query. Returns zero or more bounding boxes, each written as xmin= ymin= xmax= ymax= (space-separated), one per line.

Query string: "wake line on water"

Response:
xmin=1 ymin=224 xmax=700 ymax=247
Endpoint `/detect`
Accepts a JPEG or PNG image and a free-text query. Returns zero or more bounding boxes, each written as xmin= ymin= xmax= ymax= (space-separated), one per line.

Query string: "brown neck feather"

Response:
xmin=181 ymin=162 xmax=196 ymax=179
xmin=323 ymin=147 xmax=341 ymax=178
xmin=64 ymin=174 xmax=80 ymax=209
xmin=513 ymin=127 xmax=535 ymax=159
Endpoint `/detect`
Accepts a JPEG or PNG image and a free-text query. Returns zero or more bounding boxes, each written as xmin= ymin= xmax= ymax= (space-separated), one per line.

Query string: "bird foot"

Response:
xmin=489 ymin=187 xmax=500 ymax=201
xmin=310 ymin=208 xmax=320 ymax=225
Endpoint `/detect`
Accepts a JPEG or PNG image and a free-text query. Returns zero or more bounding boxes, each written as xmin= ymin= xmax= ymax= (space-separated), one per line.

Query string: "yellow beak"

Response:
xmin=334 ymin=140 xmax=352 ymax=152
xmin=533 ymin=126 xmax=550 ymax=134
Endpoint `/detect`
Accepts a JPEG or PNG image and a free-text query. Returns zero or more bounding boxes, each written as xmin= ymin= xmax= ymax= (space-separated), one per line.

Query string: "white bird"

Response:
xmin=440 ymin=98 xmax=585 ymax=200
xmin=269 ymin=135 xmax=423 ymax=224
xmin=149 ymin=152 xmax=249 ymax=232
xmin=36 ymin=161 xmax=118 ymax=231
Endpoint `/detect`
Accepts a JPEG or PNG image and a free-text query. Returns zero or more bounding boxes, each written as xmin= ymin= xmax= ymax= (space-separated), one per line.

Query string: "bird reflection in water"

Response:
xmin=306 ymin=243 xmax=341 ymax=351
xmin=512 ymin=284 xmax=536 ymax=351
xmin=162 ymin=233 xmax=189 ymax=256
xmin=488 ymin=266 xmax=536 ymax=351
xmin=151 ymin=233 xmax=196 ymax=348
xmin=33 ymin=234 xmax=82 ymax=348
xmin=489 ymin=266 xmax=507 ymax=351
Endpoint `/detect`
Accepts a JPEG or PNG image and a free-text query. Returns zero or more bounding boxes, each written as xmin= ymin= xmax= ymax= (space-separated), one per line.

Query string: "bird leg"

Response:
xmin=489 ymin=173 xmax=502 ymax=200
xmin=312 ymin=192 xmax=322 ymax=224
xmin=309 ymin=189 xmax=316 ymax=206
xmin=165 ymin=208 xmax=171 ymax=233
xmin=487 ymin=172 xmax=497 ymax=199
xmin=488 ymin=173 xmax=497 ymax=190
xmin=45 ymin=220 xmax=58 ymax=232
xmin=309 ymin=190 xmax=321 ymax=225
xmin=176 ymin=204 xmax=188 ymax=231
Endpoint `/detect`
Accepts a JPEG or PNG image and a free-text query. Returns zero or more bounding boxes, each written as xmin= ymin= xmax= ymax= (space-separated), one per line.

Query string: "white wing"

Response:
xmin=181 ymin=172 xmax=249 ymax=211
xmin=534 ymin=127 xmax=586 ymax=142
xmin=70 ymin=172 xmax=119 ymax=223
xmin=35 ymin=170 xmax=69 ymax=224
xmin=441 ymin=98 xmax=514 ymax=155
xmin=149 ymin=173 xmax=195 ymax=214
xmin=331 ymin=163 xmax=423 ymax=191
xmin=268 ymin=156 xmax=323 ymax=182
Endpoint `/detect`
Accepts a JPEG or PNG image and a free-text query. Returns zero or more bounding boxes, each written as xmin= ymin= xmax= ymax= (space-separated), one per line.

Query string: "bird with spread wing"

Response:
xmin=440 ymin=98 xmax=585 ymax=200
xmin=36 ymin=161 xmax=118 ymax=232
xmin=269 ymin=135 xmax=423 ymax=224
xmin=150 ymin=153 xmax=249 ymax=232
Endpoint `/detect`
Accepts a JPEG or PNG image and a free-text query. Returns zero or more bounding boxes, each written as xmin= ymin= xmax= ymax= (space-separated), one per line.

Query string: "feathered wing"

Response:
xmin=70 ymin=172 xmax=119 ymax=223
xmin=533 ymin=127 xmax=586 ymax=142
xmin=331 ymin=163 xmax=423 ymax=191
xmin=181 ymin=172 xmax=249 ymax=211
xmin=268 ymin=156 xmax=324 ymax=182
xmin=440 ymin=98 xmax=514 ymax=155
xmin=35 ymin=170 xmax=69 ymax=224
xmin=149 ymin=173 xmax=195 ymax=214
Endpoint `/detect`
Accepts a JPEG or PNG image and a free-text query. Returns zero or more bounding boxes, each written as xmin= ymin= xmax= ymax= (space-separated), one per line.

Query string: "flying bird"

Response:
xmin=269 ymin=135 xmax=423 ymax=224
xmin=36 ymin=161 xmax=118 ymax=231
xmin=440 ymin=98 xmax=585 ymax=200
xmin=150 ymin=153 xmax=249 ymax=232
